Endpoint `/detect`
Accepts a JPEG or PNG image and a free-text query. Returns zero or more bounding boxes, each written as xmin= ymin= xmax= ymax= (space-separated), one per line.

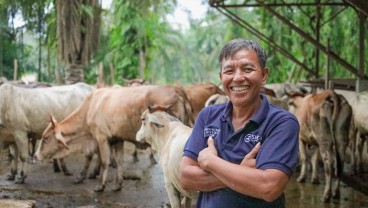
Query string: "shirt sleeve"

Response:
xmin=183 ymin=108 xmax=209 ymax=161
xmin=256 ymin=116 xmax=300 ymax=177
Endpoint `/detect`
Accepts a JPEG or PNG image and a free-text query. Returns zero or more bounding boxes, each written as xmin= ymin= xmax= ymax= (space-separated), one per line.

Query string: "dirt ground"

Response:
xmin=0 ymin=142 xmax=367 ymax=208
xmin=0 ymin=143 xmax=172 ymax=208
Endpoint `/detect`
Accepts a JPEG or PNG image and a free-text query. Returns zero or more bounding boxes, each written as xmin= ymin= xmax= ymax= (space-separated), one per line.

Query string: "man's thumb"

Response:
xmin=207 ymin=136 xmax=215 ymax=147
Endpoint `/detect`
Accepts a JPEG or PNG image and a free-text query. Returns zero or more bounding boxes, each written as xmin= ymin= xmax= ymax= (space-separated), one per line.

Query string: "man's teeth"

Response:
xmin=231 ymin=86 xmax=249 ymax=92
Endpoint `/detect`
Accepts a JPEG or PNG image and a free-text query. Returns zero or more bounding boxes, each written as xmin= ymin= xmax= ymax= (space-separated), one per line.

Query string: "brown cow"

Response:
xmin=35 ymin=85 xmax=194 ymax=192
xmin=184 ymin=83 xmax=225 ymax=121
xmin=287 ymin=89 xmax=352 ymax=202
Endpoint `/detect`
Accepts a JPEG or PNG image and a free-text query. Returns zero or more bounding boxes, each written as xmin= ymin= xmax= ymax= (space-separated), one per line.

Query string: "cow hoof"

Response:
xmin=64 ymin=171 xmax=73 ymax=176
xmin=5 ymin=174 xmax=15 ymax=181
xmin=311 ymin=178 xmax=319 ymax=184
xmin=112 ymin=184 xmax=122 ymax=192
xmin=332 ymin=190 xmax=340 ymax=199
xmin=150 ymin=158 xmax=157 ymax=165
xmin=88 ymin=172 xmax=99 ymax=179
xmin=296 ymin=176 xmax=305 ymax=183
xmin=15 ymin=176 xmax=26 ymax=184
xmin=93 ymin=185 xmax=105 ymax=192
xmin=74 ymin=177 xmax=85 ymax=184
xmin=322 ymin=195 xmax=331 ymax=203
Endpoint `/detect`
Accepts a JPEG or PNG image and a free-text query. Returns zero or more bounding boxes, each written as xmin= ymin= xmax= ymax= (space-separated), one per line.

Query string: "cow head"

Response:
xmin=136 ymin=110 xmax=165 ymax=152
xmin=35 ymin=115 xmax=70 ymax=160
xmin=136 ymin=109 xmax=179 ymax=153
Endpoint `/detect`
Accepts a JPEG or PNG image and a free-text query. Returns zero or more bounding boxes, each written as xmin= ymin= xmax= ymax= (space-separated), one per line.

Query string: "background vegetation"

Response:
xmin=0 ymin=0 xmax=366 ymax=86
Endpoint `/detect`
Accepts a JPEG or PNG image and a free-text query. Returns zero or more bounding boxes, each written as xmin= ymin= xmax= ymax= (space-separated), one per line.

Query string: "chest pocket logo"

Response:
xmin=243 ymin=134 xmax=262 ymax=143
xmin=204 ymin=127 xmax=220 ymax=138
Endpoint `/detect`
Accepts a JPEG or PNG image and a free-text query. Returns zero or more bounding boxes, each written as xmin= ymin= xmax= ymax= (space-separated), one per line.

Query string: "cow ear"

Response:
xmin=55 ymin=132 xmax=69 ymax=150
xmin=50 ymin=115 xmax=58 ymax=127
xmin=148 ymin=114 xmax=164 ymax=128
xmin=147 ymin=105 xmax=156 ymax=113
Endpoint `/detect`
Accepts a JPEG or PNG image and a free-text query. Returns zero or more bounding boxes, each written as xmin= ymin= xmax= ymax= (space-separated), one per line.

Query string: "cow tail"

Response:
xmin=330 ymin=90 xmax=343 ymax=176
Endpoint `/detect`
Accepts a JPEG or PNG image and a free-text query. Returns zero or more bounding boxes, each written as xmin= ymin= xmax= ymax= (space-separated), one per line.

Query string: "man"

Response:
xmin=179 ymin=39 xmax=299 ymax=207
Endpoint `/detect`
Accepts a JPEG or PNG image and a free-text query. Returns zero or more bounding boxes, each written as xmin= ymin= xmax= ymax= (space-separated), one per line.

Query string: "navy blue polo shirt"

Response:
xmin=183 ymin=94 xmax=299 ymax=208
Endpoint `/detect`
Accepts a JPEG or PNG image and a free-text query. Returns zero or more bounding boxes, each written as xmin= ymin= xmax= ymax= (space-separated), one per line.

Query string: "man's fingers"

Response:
xmin=246 ymin=142 xmax=261 ymax=159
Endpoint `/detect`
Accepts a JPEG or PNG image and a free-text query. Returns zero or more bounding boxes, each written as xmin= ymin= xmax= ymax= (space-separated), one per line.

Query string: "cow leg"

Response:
xmin=319 ymin=145 xmax=332 ymax=202
xmin=164 ymin=177 xmax=181 ymax=208
xmin=310 ymin=148 xmax=320 ymax=184
xmin=28 ymin=137 xmax=37 ymax=164
xmin=5 ymin=144 xmax=17 ymax=181
xmin=88 ymin=153 xmax=101 ymax=179
xmin=356 ymin=133 xmax=365 ymax=174
xmin=149 ymin=148 xmax=157 ymax=165
xmin=59 ymin=158 xmax=72 ymax=176
xmin=297 ymin=140 xmax=307 ymax=183
xmin=349 ymin=127 xmax=358 ymax=175
xmin=112 ymin=142 xmax=124 ymax=191
xmin=75 ymin=153 xmax=95 ymax=184
xmin=94 ymin=136 xmax=111 ymax=192
xmin=132 ymin=147 xmax=139 ymax=162
xmin=13 ymin=131 xmax=28 ymax=184
xmin=182 ymin=197 xmax=192 ymax=208
xmin=53 ymin=158 xmax=61 ymax=172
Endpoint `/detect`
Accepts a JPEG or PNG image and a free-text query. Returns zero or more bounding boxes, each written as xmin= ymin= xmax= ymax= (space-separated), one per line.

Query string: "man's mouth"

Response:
xmin=231 ymin=86 xmax=249 ymax=92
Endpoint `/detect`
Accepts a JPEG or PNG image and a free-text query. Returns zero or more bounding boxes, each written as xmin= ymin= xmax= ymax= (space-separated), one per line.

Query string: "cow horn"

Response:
xmin=50 ymin=115 xmax=58 ymax=127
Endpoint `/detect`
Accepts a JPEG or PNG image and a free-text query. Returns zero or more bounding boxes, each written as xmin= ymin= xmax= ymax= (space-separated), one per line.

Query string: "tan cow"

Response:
xmin=136 ymin=108 xmax=197 ymax=208
xmin=184 ymin=83 xmax=225 ymax=121
xmin=287 ymin=89 xmax=352 ymax=202
xmin=35 ymin=85 xmax=194 ymax=192
xmin=0 ymin=82 xmax=95 ymax=183
xmin=349 ymin=90 xmax=368 ymax=174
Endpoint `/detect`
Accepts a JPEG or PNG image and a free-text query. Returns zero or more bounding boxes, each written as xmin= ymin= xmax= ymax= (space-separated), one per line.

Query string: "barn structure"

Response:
xmin=209 ymin=0 xmax=368 ymax=92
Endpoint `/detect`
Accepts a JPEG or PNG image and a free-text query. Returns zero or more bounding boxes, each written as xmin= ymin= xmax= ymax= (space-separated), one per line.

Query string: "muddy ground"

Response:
xmin=0 ymin=143 xmax=171 ymax=208
xmin=0 ymin=143 xmax=367 ymax=208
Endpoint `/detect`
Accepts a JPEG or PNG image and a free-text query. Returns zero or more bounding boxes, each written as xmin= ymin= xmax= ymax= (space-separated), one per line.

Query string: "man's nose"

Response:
xmin=233 ymin=69 xmax=245 ymax=81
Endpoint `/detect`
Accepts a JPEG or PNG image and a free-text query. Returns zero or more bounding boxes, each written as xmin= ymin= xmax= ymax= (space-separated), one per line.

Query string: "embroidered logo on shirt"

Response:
xmin=243 ymin=134 xmax=262 ymax=143
xmin=204 ymin=128 xmax=220 ymax=138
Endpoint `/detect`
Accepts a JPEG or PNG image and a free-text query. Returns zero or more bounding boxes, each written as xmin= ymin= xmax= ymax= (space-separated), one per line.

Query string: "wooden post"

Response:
xmin=13 ymin=59 xmax=18 ymax=80
xmin=109 ymin=62 xmax=115 ymax=84
xmin=98 ymin=62 xmax=104 ymax=86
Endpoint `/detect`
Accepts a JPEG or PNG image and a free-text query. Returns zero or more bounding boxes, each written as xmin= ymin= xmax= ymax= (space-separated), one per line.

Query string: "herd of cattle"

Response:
xmin=0 ymin=79 xmax=367 ymax=206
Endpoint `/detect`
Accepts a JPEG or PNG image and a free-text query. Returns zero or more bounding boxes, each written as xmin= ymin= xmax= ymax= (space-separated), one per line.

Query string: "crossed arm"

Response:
xmin=179 ymin=137 xmax=289 ymax=202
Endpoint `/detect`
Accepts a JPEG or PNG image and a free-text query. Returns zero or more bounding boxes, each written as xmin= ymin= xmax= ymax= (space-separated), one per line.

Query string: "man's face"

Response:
xmin=219 ymin=49 xmax=268 ymax=107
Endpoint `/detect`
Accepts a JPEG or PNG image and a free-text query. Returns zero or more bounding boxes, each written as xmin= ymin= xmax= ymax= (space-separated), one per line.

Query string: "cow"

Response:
xmin=349 ymin=90 xmax=368 ymax=174
xmin=136 ymin=107 xmax=197 ymax=208
xmin=287 ymin=89 xmax=352 ymax=202
xmin=122 ymin=77 xmax=146 ymax=87
xmin=0 ymin=82 xmax=95 ymax=183
xmin=35 ymin=85 xmax=194 ymax=192
xmin=184 ymin=83 xmax=225 ymax=121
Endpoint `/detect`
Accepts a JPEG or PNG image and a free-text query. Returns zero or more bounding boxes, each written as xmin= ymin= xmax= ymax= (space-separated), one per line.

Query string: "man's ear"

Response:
xmin=262 ymin=67 xmax=269 ymax=86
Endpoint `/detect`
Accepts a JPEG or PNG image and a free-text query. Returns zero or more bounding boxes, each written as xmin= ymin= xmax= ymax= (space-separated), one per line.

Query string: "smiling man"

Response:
xmin=179 ymin=38 xmax=300 ymax=207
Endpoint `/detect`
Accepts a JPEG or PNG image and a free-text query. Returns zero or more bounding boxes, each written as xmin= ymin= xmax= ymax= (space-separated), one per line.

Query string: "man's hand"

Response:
xmin=240 ymin=142 xmax=261 ymax=168
xmin=198 ymin=136 xmax=217 ymax=170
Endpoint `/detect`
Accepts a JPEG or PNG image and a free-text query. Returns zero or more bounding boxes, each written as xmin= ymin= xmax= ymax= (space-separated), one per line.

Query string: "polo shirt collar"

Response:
xmin=221 ymin=94 xmax=270 ymax=127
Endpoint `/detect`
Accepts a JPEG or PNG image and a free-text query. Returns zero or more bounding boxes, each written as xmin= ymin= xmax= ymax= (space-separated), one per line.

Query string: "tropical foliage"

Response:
xmin=0 ymin=0 xmax=366 ymax=85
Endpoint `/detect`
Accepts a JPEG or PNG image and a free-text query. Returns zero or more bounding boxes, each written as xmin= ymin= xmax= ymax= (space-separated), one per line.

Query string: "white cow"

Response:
xmin=349 ymin=90 xmax=368 ymax=174
xmin=136 ymin=108 xmax=197 ymax=208
xmin=0 ymin=82 xmax=95 ymax=183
